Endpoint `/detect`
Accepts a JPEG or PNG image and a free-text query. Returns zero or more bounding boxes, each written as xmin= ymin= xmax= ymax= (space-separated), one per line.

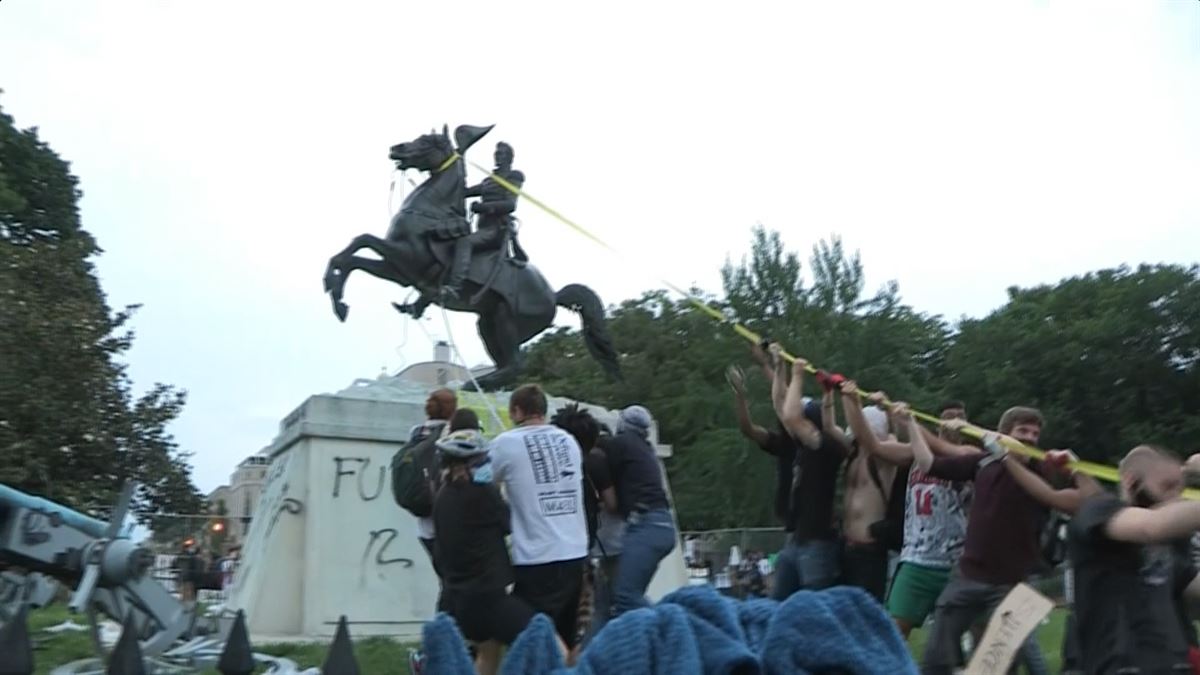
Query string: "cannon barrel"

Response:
xmin=0 ymin=483 xmax=111 ymax=539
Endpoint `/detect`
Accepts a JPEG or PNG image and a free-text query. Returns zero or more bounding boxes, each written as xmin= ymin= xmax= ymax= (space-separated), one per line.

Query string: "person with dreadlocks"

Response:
xmin=431 ymin=428 xmax=566 ymax=675
xmin=550 ymin=403 xmax=619 ymax=651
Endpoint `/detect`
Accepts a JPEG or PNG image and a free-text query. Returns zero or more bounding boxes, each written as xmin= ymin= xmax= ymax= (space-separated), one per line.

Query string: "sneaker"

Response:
xmin=408 ymin=648 xmax=424 ymax=674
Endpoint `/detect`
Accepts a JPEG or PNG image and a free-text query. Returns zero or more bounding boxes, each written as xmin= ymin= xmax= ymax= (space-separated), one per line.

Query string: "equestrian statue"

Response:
xmin=322 ymin=124 xmax=622 ymax=391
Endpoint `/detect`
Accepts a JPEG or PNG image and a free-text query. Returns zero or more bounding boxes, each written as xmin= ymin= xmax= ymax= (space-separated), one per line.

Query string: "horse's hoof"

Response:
xmin=391 ymin=302 xmax=424 ymax=320
xmin=334 ymin=301 xmax=349 ymax=322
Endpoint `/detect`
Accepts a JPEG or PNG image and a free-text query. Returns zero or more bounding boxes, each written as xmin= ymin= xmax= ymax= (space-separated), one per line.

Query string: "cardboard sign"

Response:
xmin=964 ymin=583 xmax=1054 ymax=675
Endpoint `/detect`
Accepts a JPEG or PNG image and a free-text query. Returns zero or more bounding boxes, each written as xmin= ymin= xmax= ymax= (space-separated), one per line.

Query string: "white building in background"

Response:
xmin=386 ymin=340 xmax=496 ymax=387
xmin=207 ymin=454 xmax=271 ymax=548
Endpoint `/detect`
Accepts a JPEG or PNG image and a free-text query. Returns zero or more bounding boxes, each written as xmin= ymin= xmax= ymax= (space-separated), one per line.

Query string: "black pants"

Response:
xmin=450 ymin=590 xmax=535 ymax=645
xmin=513 ymin=558 xmax=586 ymax=648
xmin=419 ymin=537 xmax=453 ymax=614
xmin=841 ymin=540 xmax=889 ymax=602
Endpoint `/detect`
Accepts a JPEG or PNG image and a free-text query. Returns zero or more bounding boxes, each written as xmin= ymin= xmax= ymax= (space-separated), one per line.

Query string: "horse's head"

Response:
xmin=389 ymin=126 xmax=455 ymax=173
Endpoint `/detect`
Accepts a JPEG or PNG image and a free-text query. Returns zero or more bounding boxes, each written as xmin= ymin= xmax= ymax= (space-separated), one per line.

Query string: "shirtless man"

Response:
xmin=821 ymin=380 xmax=895 ymax=601
xmin=839 ymin=382 xmax=975 ymax=635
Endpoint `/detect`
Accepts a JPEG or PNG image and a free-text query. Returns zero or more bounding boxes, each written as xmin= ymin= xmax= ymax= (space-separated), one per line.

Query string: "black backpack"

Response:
xmin=391 ymin=423 xmax=445 ymax=518
xmin=870 ymin=463 xmax=909 ymax=553
xmin=1038 ymin=509 xmax=1069 ymax=569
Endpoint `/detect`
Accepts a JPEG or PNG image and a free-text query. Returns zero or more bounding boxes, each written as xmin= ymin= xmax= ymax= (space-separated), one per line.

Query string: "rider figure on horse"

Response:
xmin=442 ymin=142 xmax=527 ymax=300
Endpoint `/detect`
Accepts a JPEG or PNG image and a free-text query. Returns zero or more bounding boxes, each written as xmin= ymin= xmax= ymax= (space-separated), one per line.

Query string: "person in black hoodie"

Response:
xmin=600 ymin=404 xmax=677 ymax=619
xmin=431 ymin=428 xmax=565 ymax=675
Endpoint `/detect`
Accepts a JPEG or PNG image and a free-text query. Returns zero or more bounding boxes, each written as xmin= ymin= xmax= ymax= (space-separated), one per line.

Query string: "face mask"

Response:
xmin=471 ymin=458 xmax=494 ymax=484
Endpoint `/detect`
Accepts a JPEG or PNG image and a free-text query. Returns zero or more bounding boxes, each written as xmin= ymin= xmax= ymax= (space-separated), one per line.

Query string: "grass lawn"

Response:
xmin=21 ymin=604 xmax=1071 ymax=674
xmin=18 ymin=605 xmax=417 ymax=675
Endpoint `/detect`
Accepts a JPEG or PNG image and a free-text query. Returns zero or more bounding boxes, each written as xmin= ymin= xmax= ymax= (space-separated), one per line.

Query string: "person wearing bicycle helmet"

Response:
xmin=431 ymin=428 xmax=565 ymax=674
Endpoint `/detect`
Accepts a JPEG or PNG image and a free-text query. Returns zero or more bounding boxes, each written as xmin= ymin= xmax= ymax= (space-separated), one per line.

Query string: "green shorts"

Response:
xmin=886 ymin=561 xmax=951 ymax=627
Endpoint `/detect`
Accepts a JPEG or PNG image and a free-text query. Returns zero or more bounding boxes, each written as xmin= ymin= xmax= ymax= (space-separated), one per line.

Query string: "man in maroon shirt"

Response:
xmin=917 ymin=406 xmax=1078 ymax=675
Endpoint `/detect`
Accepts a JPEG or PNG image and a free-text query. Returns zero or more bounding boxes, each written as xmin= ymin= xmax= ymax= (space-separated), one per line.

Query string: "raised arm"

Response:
xmin=841 ymin=381 xmax=913 ymax=466
xmin=779 ymin=359 xmax=821 ymax=449
xmin=727 ymin=365 xmax=770 ymax=447
xmin=750 ymin=341 xmax=775 ymax=384
xmin=821 ymin=389 xmax=850 ymax=449
xmin=919 ymin=422 xmax=982 ymax=458
xmin=894 ymin=403 xmax=935 ymax=472
xmin=769 ymin=344 xmax=789 ymax=421
xmin=1106 ymin=499 xmax=1200 ymax=545
xmin=999 ymin=445 xmax=1092 ymax=514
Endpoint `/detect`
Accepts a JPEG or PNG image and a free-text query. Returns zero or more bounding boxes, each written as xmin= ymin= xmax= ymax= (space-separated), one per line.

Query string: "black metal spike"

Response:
xmin=217 ymin=610 xmax=255 ymax=675
xmin=0 ymin=604 xmax=34 ymax=675
xmin=106 ymin=611 xmax=147 ymax=675
xmin=320 ymin=615 xmax=360 ymax=675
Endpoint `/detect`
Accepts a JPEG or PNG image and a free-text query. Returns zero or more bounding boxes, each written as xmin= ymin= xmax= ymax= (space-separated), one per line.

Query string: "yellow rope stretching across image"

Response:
xmin=466 ymin=160 xmax=1200 ymax=500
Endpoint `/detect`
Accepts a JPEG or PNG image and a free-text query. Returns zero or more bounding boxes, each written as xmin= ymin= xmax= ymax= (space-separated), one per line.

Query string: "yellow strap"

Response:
xmin=465 ymin=162 xmax=1200 ymax=500
xmin=436 ymin=152 xmax=461 ymax=174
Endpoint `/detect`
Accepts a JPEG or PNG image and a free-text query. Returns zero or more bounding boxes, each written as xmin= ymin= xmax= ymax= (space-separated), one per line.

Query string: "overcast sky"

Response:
xmin=2 ymin=1 xmax=1197 ymax=496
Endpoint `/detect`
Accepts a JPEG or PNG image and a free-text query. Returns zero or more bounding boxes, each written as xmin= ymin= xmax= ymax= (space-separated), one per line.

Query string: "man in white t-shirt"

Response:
xmin=489 ymin=384 xmax=589 ymax=651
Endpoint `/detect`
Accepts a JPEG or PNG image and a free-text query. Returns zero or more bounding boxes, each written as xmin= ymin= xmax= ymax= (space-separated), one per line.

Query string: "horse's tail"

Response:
xmin=556 ymin=284 xmax=623 ymax=382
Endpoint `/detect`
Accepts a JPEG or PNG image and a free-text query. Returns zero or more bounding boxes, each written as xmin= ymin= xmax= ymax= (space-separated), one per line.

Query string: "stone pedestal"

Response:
xmin=226 ymin=381 xmax=688 ymax=640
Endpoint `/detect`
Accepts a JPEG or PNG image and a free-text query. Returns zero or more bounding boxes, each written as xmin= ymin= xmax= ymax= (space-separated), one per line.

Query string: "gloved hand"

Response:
xmin=981 ymin=433 xmax=1008 ymax=460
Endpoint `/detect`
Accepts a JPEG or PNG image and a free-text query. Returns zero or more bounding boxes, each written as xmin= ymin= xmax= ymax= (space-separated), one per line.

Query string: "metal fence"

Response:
xmin=0 ymin=608 xmax=362 ymax=675
xmin=681 ymin=527 xmax=789 ymax=566
xmin=680 ymin=527 xmax=1069 ymax=604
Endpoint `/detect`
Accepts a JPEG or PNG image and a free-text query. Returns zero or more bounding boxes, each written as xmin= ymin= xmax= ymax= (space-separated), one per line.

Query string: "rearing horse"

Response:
xmin=322 ymin=124 xmax=622 ymax=391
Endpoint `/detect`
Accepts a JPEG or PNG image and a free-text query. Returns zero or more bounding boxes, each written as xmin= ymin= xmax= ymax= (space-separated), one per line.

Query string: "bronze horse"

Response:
xmin=322 ymin=124 xmax=621 ymax=391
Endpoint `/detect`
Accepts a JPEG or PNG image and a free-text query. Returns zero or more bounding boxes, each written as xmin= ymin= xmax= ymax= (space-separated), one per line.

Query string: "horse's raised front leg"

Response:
xmin=324 ymin=234 xmax=409 ymax=321
xmin=324 ymin=252 xmax=409 ymax=322
xmin=324 ymin=234 xmax=395 ymax=292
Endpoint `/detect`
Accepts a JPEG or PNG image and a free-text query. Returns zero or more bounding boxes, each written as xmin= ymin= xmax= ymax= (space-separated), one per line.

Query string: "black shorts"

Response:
xmin=512 ymin=558 xmax=586 ymax=648
xmin=450 ymin=590 xmax=535 ymax=645
xmin=841 ymin=540 xmax=889 ymax=602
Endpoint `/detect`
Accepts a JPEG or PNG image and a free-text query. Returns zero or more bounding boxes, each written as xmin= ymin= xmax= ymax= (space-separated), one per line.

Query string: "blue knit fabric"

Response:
xmin=419 ymin=585 xmax=916 ymax=675
xmin=420 ymin=613 xmax=476 ymax=674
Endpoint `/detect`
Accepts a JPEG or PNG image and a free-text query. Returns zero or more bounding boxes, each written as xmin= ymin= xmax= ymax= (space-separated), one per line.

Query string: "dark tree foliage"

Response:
xmin=0 ymin=99 xmax=204 ymax=538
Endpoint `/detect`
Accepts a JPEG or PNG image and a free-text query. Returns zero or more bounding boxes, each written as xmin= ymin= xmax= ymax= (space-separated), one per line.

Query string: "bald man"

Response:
xmin=1069 ymin=445 xmax=1200 ymax=674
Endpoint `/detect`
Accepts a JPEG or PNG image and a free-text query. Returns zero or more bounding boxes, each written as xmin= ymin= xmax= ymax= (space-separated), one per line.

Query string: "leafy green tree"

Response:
xmin=940 ymin=264 xmax=1200 ymax=465
xmin=0 ymin=99 xmax=204 ymax=534
xmin=523 ymin=227 xmax=949 ymax=529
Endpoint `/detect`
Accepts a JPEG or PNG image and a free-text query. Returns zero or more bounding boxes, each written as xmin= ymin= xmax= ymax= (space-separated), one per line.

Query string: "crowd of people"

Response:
xmin=403 ymin=334 xmax=1200 ymax=675
xmin=729 ymin=339 xmax=1200 ymax=675
xmin=405 ymin=385 xmax=678 ymax=675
